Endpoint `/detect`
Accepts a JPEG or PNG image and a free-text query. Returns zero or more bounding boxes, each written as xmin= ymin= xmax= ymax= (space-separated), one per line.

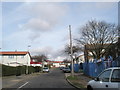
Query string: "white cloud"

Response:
xmin=31 ymin=46 xmax=53 ymax=55
xmin=1 ymin=0 xmax=119 ymax=2
xmin=94 ymin=2 xmax=116 ymax=9
xmin=24 ymin=18 xmax=51 ymax=31
xmin=3 ymin=1 xmax=117 ymax=61
xmin=18 ymin=2 xmax=69 ymax=41
xmin=30 ymin=45 xmax=67 ymax=61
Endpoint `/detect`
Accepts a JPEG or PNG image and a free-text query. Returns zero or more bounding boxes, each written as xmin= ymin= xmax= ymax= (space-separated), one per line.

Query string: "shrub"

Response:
xmin=2 ymin=65 xmax=42 ymax=76
xmin=2 ymin=65 xmax=16 ymax=76
xmin=34 ymin=66 xmax=42 ymax=72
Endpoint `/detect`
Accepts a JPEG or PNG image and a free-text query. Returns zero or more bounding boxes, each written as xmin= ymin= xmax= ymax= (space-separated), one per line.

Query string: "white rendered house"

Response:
xmin=0 ymin=51 xmax=31 ymax=67
xmin=30 ymin=58 xmax=42 ymax=67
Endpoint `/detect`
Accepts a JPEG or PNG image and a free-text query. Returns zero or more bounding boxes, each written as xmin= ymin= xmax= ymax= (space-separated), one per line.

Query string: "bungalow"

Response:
xmin=30 ymin=57 xmax=42 ymax=67
xmin=0 ymin=51 xmax=31 ymax=67
xmin=52 ymin=61 xmax=64 ymax=67
xmin=44 ymin=60 xmax=65 ymax=67
xmin=30 ymin=60 xmax=42 ymax=67
xmin=77 ymin=54 xmax=85 ymax=63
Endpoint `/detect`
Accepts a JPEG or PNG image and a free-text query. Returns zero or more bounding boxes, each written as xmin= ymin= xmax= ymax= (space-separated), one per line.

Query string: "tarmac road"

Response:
xmin=3 ymin=68 xmax=76 ymax=89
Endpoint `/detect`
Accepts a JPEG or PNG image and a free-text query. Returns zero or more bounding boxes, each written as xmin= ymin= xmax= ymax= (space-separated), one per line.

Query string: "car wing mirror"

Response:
xmin=94 ymin=77 xmax=99 ymax=81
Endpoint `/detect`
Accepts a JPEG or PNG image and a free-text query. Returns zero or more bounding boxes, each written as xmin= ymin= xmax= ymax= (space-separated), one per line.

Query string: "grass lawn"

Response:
xmin=67 ymin=75 xmax=86 ymax=88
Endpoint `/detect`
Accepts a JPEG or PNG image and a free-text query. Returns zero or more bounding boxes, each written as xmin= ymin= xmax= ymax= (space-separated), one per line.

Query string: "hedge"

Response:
xmin=2 ymin=65 xmax=16 ymax=76
xmin=2 ymin=65 xmax=42 ymax=76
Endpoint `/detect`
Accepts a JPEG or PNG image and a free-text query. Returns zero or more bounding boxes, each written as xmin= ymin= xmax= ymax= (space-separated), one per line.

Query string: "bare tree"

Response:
xmin=64 ymin=44 xmax=83 ymax=63
xmin=76 ymin=20 xmax=118 ymax=60
xmin=64 ymin=45 xmax=81 ymax=55
xmin=32 ymin=54 xmax=47 ymax=62
xmin=63 ymin=59 xmax=71 ymax=63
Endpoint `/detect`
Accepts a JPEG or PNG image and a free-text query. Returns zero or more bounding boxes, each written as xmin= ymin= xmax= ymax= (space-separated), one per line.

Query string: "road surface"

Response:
xmin=4 ymin=68 xmax=76 ymax=89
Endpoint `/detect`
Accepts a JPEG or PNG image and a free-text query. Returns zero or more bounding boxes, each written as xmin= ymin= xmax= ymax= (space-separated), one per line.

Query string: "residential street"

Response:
xmin=3 ymin=68 xmax=77 ymax=89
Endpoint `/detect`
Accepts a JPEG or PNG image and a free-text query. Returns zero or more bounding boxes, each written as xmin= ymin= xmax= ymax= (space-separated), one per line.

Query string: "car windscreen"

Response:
xmin=43 ymin=67 xmax=48 ymax=69
xmin=65 ymin=67 xmax=69 ymax=69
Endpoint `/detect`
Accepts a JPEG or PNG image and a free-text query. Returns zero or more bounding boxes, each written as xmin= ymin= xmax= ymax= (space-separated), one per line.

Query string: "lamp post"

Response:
xmin=69 ymin=25 xmax=74 ymax=77
xmin=15 ymin=50 xmax=18 ymax=76
xmin=0 ymin=48 xmax=2 ymax=64
xmin=26 ymin=45 xmax=31 ymax=74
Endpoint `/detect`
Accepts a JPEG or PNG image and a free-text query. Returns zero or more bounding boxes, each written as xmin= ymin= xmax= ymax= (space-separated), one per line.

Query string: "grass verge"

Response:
xmin=67 ymin=75 xmax=86 ymax=88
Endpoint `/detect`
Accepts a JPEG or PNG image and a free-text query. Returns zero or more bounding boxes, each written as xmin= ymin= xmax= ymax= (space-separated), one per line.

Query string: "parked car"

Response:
xmin=60 ymin=67 xmax=64 ymax=70
xmin=42 ymin=67 xmax=49 ymax=73
xmin=87 ymin=67 xmax=120 ymax=90
xmin=62 ymin=67 xmax=71 ymax=73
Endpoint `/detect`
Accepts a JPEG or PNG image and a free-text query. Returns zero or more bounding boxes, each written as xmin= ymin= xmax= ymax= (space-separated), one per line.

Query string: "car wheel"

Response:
xmin=87 ymin=85 xmax=93 ymax=90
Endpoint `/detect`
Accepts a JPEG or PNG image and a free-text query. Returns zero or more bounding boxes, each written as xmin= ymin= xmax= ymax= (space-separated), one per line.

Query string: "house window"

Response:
xmin=21 ymin=55 xmax=24 ymax=58
xmin=8 ymin=55 xmax=14 ymax=59
xmin=0 ymin=55 xmax=2 ymax=58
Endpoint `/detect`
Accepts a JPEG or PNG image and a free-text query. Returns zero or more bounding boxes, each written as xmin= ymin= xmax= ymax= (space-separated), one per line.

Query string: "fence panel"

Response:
xmin=74 ymin=64 xmax=80 ymax=72
xmin=82 ymin=58 xmax=119 ymax=77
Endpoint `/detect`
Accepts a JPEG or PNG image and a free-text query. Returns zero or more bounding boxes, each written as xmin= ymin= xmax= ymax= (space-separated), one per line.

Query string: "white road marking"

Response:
xmin=18 ymin=82 xmax=29 ymax=89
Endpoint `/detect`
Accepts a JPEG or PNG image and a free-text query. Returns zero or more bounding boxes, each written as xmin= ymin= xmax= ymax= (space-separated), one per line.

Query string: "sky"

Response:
xmin=1 ymin=0 xmax=118 ymax=61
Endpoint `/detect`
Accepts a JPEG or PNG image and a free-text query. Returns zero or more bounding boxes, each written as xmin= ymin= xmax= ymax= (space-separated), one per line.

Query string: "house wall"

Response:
xmin=59 ymin=64 xmax=66 ymax=67
xmin=78 ymin=55 xmax=85 ymax=63
xmin=1 ymin=53 xmax=31 ymax=67
xmin=0 ymin=55 xmax=2 ymax=64
xmin=53 ymin=63 xmax=60 ymax=67
xmin=31 ymin=64 xmax=42 ymax=67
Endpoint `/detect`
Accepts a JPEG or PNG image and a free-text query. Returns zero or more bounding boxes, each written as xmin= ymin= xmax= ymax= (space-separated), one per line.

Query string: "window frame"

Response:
xmin=97 ymin=69 xmax=112 ymax=82
xmin=8 ymin=55 xmax=14 ymax=59
xmin=110 ymin=69 xmax=120 ymax=82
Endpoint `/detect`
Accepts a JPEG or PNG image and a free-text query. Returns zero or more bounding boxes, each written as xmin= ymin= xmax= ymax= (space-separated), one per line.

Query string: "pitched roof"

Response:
xmin=45 ymin=60 xmax=63 ymax=63
xmin=52 ymin=61 xmax=63 ymax=63
xmin=0 ymin=51 xmax=29 ymax=55
xmin=30 ymin=60 xmax=42 ymax=64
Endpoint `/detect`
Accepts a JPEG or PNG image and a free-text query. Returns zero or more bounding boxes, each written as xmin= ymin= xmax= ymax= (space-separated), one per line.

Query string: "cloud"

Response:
xmin=3 ymin=30 xmax=31 ymax=50
xmin=18 ymin=2 xmax=68 ymax=41
xmin=30 ymin=46 xmax=67 ymax=61
xmin=28 ymin=32 xmax=41 ymax=42
xmin=76 ymin=2 xmax=116 ymax=13
xmin=23 ymin=18 xmax=51 ymax=32
xmin=1 ymin=0 xmax=119 ymax=2
xmin=3 ymin=2 xmax=68 ymax=41
xmin=31 ymin=46 xmax=53 ymax=55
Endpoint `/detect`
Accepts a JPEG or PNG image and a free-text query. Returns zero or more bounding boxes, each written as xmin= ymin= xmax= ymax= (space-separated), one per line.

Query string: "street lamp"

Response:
xmin=26 ymin=45 xmax=31 ymax=74
xmin=0 ymin=48 xmax=2 ymax=64
xmin=15 ymin=50 xmax=18 ymax=76
xmin=69 ymin=25 xmax=74 ymax=77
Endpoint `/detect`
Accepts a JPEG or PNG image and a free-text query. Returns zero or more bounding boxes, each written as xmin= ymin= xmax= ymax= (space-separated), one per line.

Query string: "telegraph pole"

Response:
xmin=26 ymin=45 xmax=31 ymax=74
xmin=69 ymin=25 xmax=74 ymax=77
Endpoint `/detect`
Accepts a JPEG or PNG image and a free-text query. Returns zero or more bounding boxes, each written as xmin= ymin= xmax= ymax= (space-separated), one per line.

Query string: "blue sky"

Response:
xmin=1 ymin=1 xmax=118 ymax=60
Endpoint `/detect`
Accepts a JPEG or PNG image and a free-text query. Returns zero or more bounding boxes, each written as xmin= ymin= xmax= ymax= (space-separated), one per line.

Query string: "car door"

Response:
xmin=109 ymin=69 xmax=120 ymax=89
xmin=93 ymin=69 xmax=112 ymax=88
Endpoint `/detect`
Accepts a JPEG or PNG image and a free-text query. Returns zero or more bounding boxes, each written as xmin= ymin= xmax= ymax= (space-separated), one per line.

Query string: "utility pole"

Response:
xmin=26 ymin=45 xmax=31 ymax=74
xmin=42 ymin=57 xmax=44 ymax=72
xmin=69 ymin=25 xmax=74 ymax=77
xmin=15 ymin=50 xmax=17 ymax=76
